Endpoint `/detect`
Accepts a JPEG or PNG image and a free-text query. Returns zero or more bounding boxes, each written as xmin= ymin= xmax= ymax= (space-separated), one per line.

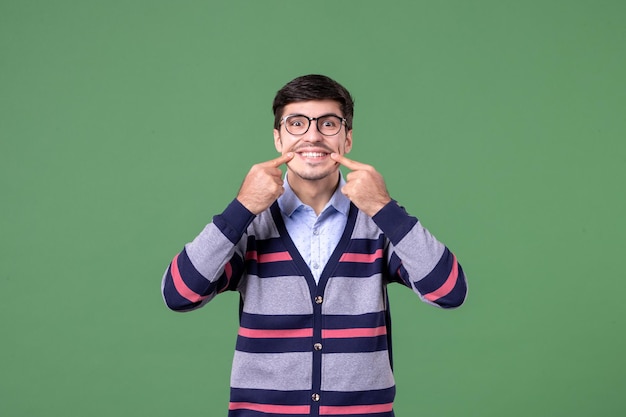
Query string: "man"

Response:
xmin=161 ymin=74 xmax=467 ymax=417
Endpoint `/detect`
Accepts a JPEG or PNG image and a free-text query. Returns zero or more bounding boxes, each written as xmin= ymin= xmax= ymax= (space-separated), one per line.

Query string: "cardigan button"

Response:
xmin=312 ymin=393 xmax=320 ymax=402
xmin=314 ymin=343 xmax=322 ymax=351
xmin=315 ymin=296 xmax=323 ymax=304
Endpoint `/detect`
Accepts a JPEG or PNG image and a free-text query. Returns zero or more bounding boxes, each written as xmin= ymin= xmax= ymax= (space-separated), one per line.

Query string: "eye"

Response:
xmin=286 ymin=116 xmax=307 ymax=127
xmin=320 ymin=116 xmax=339 ymax=128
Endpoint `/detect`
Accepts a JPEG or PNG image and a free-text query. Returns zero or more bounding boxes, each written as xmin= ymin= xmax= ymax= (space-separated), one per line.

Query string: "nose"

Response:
xmin=302 ymin=118 xmax=324 ymax=141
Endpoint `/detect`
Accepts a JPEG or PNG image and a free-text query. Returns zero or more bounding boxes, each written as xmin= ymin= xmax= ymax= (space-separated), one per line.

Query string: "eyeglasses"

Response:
xmin=280 ymin=114 xmax=346 ymax=136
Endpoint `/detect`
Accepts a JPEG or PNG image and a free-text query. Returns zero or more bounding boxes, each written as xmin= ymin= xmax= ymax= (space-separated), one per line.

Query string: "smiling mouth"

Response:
xmin=298 ymin=151 xmax=329 ymax=158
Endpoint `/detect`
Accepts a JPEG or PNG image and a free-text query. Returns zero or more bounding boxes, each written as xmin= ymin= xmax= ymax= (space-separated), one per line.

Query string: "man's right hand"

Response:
xmin=236 ymin=152 xmax=294 ymax=215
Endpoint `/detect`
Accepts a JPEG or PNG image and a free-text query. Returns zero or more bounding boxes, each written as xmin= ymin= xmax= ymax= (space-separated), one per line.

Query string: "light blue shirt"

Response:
xmin=277 ymin=174 xmax=350 ymax=284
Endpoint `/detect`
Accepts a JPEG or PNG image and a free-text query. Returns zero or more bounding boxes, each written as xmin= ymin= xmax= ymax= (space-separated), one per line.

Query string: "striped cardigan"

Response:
xmin=162 ymin=198 xmax=467 ymax=416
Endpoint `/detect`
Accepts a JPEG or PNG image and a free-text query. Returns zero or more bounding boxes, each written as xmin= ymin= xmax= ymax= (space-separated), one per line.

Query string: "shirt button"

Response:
xmin=315 ymin=296 xmax=323 ymax=304
xmin=314 ymin=343 xmax=322 ymax=351
xmin=312 ymin=262 xmax=319 ymax=269
xmin=313 ymin=229 xmax=319 ymax=235
xmin=312 ymin=393 xmax=320 ymax=402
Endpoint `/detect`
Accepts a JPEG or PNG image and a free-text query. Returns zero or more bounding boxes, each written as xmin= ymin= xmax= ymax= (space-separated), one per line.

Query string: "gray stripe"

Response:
xmin=230 ymin=351 xmax=312 ymax=390
xmin=323 ymin=275 xmax=385 ymax=315
xmin=321 ymin=351 xmax=395 ymax=391
xmin=242 ymin=276 xmax=314 ymax=315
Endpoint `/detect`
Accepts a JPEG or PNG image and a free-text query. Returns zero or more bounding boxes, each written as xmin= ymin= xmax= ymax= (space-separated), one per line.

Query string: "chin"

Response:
xmin=289 ymin=166 xmax=339 ymax=182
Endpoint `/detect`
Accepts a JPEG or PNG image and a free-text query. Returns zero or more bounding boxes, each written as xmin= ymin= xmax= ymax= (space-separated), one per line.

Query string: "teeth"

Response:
xmin=300 ymin=152 xmax=326 ymax=158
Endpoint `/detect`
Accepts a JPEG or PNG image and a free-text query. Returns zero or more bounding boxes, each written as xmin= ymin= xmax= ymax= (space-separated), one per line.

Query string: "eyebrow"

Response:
xmin=284 ymin=113 xmax=343 ymax=119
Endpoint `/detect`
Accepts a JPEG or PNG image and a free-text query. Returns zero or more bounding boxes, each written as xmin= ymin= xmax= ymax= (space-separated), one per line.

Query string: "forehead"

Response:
xmin=282 ymin=100 xmax=343 ymax=117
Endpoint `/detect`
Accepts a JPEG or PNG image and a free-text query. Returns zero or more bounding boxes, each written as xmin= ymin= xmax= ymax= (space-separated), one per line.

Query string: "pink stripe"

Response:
xmin=339 ymin=249 xmax=384 ymax=263
xmin=424 ymin=254 xmax=459 ymax=302
xmin=320 ymin=402 xmax=394 ymax=415
xmin=245 ymin=251 xmax=293 ymax=263
xmin=259 ymin=251 xmax=292 ymax=262
xmin=229 ymin=402 xmax=310 ymax=414
xmin=239 ymin=327 xmax=313 ymax=338
xmin=170 ymin=254 xmax=210 ymax=303
xmin=322 ymin=326 xmax=387 ymax=339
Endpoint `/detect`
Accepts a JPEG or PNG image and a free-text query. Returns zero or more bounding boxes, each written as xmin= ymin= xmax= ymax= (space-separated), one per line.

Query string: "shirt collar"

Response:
xmin=278 ymin=173 xmax=350 ymax=217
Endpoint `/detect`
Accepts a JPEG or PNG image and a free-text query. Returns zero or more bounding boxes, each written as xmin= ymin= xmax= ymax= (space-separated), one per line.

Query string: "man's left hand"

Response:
xmin=330 ymin=153 xmax=392 ymax=217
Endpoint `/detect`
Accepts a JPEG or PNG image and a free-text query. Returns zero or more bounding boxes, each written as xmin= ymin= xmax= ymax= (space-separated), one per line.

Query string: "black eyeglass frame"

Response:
xmin=279 ymin=114 xmax=347 ymax=136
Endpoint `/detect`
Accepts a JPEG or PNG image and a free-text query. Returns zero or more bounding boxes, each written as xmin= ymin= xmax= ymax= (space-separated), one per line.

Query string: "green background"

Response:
xmin=2 ymin=1 xmax=624 ymax=416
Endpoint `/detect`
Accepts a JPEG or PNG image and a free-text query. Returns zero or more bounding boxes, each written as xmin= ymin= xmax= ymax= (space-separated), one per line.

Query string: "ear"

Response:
xmin=274 ymin=129 xmax=283 ymax=153
xmin=343 ymin=129 xmax=353 ymax=154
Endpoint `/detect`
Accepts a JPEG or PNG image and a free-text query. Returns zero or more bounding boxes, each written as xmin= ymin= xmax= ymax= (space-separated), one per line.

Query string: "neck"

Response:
xmin=287 ymin=171 xmax=340 ymax=216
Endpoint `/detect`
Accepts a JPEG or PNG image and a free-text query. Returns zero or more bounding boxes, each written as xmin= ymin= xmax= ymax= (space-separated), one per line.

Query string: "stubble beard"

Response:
xmin=288 ymin=164 xmax=339 ymax=182
xmin=285 ymin=141 xmax=342 ymax=182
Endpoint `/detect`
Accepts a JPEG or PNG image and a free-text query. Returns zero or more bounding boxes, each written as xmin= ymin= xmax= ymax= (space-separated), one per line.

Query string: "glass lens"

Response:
xmin=284 ymin=115 xmax=309 ymax=135
xmin=317 ymin=115 xmax=342 ymax=135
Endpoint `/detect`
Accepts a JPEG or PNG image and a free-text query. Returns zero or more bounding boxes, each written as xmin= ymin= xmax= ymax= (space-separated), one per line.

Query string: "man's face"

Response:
xmin=274 ymin=100 xmax=353 ymax=182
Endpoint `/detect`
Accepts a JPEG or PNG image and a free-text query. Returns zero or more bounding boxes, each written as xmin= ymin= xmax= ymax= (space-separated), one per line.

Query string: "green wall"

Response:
xmin=2 ymin=1 xmax=624 ymax=416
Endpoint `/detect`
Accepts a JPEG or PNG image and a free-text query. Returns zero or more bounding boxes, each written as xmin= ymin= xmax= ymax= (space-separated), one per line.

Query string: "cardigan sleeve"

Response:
xmin=161 ymin=199 xmax=255 ymax=312
xmin=372 ymin=200 xmax=468 ymax=309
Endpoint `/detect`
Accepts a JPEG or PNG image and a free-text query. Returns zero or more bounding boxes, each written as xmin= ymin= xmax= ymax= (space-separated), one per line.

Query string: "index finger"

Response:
xmin=269 ymin=152 xmax=295 ymax=167
xmin=330 ymin=153 xmax=368 ymax=170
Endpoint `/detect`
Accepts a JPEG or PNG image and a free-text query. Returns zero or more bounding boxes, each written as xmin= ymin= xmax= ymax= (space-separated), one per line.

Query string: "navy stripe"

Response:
xmin=235 ymin=336 xmax=312 ymax=353
xmin=323 ymin=335 xmax=389 ymax=353
xmin=229 ymin=411 xmax=314 ymax=417
xmin=230 ymin=387 xmax=310 ymax=405
xmin=323 ymin=312 xmax=386 ymax=329
xmin=344 ymin=236 xmax=386 ymax=253
xmin=322 ymin=386 xmax=396 ymax=406
xmin=371 ymin=200 xmax=418 ymax=245
xmin=213 ymin=198 xmax=256 ymax=244
xmin=229 ymin=411 xmax=307 ymax=417
xmin=334 ymin=260 xmax=385 ymax=278
xmin=245 ymin=261 xmax=300 ymax=278
xmin=247 ymin=236 xmax=289 ymax=254
xmin=315 ymin=411 xmax=394 ymax=417
xmin=241 ymin=312 xmax=313 ymax=330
